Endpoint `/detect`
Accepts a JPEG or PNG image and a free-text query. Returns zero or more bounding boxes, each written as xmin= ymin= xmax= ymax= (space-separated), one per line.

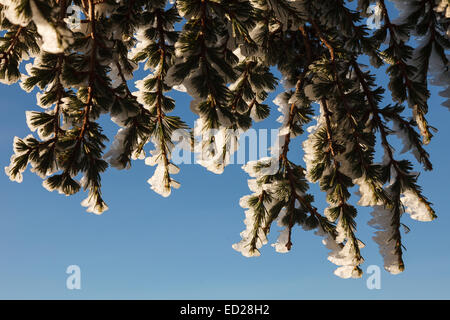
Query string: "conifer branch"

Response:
xmin=0 ymin=26 xmax=23 ymax=64
xmin=352 ymin=59 xmax=437 ymax=272
xmin=378 ymin=0 xmax=433 ymax=144
xmin=154 ymin=7 xmax=176 ymax=193
xmin=306 ymin=19 xmax=364 ymax=276
xmin=310 ymin=20 xmax=389 ymax=205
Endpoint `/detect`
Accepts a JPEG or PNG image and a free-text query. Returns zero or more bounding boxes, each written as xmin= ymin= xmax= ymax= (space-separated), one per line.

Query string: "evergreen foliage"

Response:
xmin=1 ymin=0 xmax=448 ymax=278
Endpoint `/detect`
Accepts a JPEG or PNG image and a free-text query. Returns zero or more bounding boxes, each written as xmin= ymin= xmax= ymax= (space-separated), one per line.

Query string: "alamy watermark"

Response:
xmin=168 ymin=127 xmax=288 ymax=175
xmin=366 ymin=265 xmax=381 ymax=290
xmin=66 ymin=265 xmax=81 ymax=290
xmin=366 ymin=3 xmax=383 ymax=30
xmin=63 ymin=263 xmax=380 ymax=290
xmin=66 ymin=5 xmax=82 ymax=31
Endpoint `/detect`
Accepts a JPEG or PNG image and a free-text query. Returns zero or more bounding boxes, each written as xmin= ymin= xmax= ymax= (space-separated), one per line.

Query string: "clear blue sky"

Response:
xmin=0 ymin=8 xmax=449 ymax=300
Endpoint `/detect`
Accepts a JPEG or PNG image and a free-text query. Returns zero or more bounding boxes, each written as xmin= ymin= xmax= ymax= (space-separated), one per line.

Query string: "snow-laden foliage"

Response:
xmin=1 ymin=0 xmax=448 ymax=278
